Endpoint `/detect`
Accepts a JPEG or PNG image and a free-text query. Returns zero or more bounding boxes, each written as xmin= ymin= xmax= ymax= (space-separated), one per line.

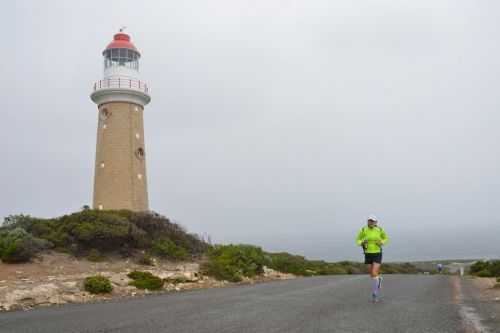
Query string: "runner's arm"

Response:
xmin=379 ymin=228 xmax=389 ymax=245
xmin=356 ymin=229 xmax=365 ymax=246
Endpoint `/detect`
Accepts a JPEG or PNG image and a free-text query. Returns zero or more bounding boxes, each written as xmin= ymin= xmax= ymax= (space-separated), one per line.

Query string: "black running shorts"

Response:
xmin=364 ymin=252 xmax=382 ymax=264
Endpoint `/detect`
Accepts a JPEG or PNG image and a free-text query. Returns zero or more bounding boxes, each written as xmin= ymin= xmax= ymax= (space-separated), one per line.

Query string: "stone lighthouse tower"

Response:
xmin=90 ymin=30 xmax=151 ymax=211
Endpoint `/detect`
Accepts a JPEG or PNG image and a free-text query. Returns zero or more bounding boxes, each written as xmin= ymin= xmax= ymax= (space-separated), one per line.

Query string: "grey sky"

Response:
xmin=2 ymin=0 xmax=500 ymax=261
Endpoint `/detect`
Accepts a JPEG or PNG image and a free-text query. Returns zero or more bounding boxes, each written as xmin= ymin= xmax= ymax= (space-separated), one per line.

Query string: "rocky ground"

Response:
xmin=0 ymin=252 xmax=295 ymax=311
xmin=471 ymin=276 xmax=500 ymax=302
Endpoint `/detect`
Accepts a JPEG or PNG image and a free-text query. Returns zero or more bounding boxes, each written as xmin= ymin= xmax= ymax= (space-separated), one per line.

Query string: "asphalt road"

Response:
xmin=0 ymin=275 xmax=497 ymax=333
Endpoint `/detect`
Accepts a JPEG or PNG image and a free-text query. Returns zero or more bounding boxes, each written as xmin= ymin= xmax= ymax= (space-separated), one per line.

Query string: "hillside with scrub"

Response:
xmin=0 ymin=209 xmax=423 ymax=310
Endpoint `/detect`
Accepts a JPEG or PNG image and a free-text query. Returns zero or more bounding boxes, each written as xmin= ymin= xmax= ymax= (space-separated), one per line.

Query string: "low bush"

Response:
xmin=152 ymin=239 xmax=188 ymax=260
xmin=267 ymin=252 xmax=314 ymax=276
xmin=266 ymin=254 xmax=370 ymax=276
xmin=0 ymin=211 xmax=209 ymax=261
xmin=470 ymin=261 xmax=489 ymax=274
xmin=136 ymin=253 xmax=154 ymax=266
xmin=127 ymin=271 xmax=164 ymax=290
xmin=470 ymin=260 xmax=500 ymax=278
xmin=203 ymin=244 xmax=268 ymax=282
xmin=477 ymin=270 xmax=493 ymax=278
xmin=84 ymin=275 xmax=113 ymax=294
xmin=0 ymin=228 xmax=52 ymax=263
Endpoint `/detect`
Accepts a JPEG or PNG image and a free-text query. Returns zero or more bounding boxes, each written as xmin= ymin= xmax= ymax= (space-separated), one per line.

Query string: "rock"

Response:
xmin=3 ymin=283 xmax=61 ymax=310
xmin=160 ymin=271 xmax=199 ymax=283
xmin=60 ymin=281 xmax=80 ymax=294
xmin=182 ymin=272 xmax=199 ymax=281
xmin=48 ymin=295 xmax=66 ymax=305
xmin=109 ymin=274 xmax=132 ymax=287
xmin=61 ymin=294 xmax=81 ymax=303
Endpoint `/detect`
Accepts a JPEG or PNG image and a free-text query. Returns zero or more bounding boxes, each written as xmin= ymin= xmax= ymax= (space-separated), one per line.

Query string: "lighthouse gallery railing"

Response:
xmin=93 ymin=78 xmax=149 ymax=94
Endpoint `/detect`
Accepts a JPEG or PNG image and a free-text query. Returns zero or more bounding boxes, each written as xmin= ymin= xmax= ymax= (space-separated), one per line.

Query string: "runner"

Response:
xmin=356 ymin=215 xmax=389 ymax=302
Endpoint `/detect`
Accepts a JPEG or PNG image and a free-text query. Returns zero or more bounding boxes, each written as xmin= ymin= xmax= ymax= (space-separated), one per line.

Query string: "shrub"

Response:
xmin=497 ymin=277 xmax=500 ymax=283
xmin=127 ymin=271 xmax=164 ymax=290
xmin=490 ymin=261 xmax=500 ymax=277
xmin=1 ymin=211 xmax=209 ymax=257
xmin=470 ymin=261 xmax=489 ymax=274
xmin=130 ymin=212 xmax=208 ymax=254
xmin=477 ymin=270 xmax=493 ymax=278
xmin=267 ymin=252 xmax=318 ymax=276
xmin=203 ymin=244 xmax=268 ymax=282
xmin=0 ymin=228 xmax=51 ymax=263
xmin=152 ymin=239 xmax=188 ymax=260
xmin=137 ymin=253 xmax=154 ymax=266
xmin=470 ymin=260 xmax=500 ymax=278
xmin=84 ymin=275 xmax=113 ymax=294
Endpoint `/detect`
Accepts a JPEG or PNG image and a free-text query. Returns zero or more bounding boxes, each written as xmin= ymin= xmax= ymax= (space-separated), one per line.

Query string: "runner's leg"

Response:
xmin=371 ymin=262 xmax=381 ymax=301
xmin=372 ymin=262 xmax=382 ymax=289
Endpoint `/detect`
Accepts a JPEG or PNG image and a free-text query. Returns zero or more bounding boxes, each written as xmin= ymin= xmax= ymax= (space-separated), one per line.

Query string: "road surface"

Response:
xmin=0 ymin=275 xmax=498 ymax=333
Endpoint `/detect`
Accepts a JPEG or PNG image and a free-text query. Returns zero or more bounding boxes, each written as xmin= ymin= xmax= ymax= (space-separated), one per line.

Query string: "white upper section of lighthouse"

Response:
xmin=91 ymin=31 xmax=151 ymax=107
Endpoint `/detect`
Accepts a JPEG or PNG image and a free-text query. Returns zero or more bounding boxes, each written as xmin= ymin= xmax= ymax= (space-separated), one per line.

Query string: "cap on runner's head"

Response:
xmin=367 ymin=215 xmax=378 ymax=222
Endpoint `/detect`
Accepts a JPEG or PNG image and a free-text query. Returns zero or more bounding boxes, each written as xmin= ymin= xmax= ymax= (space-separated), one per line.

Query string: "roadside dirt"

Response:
xmin=0 ymin=251 xmax=295 ymax=311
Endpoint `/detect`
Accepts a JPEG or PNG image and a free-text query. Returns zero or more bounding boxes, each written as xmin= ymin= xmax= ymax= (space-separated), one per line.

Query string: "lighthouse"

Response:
xmin=90 ymin=30 xmax=151 ymax=211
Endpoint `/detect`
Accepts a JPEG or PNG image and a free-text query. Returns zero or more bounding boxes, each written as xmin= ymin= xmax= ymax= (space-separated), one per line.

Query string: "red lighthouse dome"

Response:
xmin=103 ymin=31 xmax=140 ymax=55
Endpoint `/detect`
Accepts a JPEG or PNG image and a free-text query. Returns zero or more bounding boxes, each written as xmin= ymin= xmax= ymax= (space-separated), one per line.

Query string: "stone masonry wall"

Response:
xmin=93 ymin=102 xmax=149 ymax=211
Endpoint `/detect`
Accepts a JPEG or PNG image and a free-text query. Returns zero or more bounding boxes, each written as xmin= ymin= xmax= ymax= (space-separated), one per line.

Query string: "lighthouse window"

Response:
xmin=99 ymin=108 xmax=111 ymax=120
xmin=104 ymin=48 xmax=139 ymax=70
xmin=135 ymin=147 xmax=145 ymax=159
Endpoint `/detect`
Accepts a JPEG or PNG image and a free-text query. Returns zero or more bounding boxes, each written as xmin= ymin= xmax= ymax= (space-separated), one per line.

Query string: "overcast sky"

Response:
xmin=2 ymin=0 xmax=500 ymax=261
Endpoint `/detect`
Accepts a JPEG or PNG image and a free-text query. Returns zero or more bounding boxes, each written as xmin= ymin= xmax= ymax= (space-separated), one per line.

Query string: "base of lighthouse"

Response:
xmin=92 ymin=101 xmax=149 ymax=212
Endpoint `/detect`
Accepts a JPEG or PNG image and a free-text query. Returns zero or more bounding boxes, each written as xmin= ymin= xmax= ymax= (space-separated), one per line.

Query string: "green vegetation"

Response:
xmin=0 ymin=227 xmax=51 ymax=263
xmin=84 ymin=275 xmax=113 ymax=294
xmin=202 ymin=244 xmax=268 ymax=282
xmin=136 ymin=253 xmax=154 ymax=266
xmin=470 ymin=260 xmax=500 ymax=278
xmin=201 ymin=245 xmax=422 ymax=282
xmin=266 ymin=253 xmax=366 ymax=276
xmin=266 ymin=253 xmax=420 ymax=276
xmin=127 ymin=271 xmax=164 ymax=290
xmin=152 ymin=239 xmax=188 ymax=260
xmin=1 ymin=211 xmax=423 ymax=281
xmin=0 ymin=211 xmax=208 ymax=263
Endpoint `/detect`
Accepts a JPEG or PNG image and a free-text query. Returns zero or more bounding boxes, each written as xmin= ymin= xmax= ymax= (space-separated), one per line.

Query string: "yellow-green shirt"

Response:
xmin=356 ymin=226 xmax=389 ymax=254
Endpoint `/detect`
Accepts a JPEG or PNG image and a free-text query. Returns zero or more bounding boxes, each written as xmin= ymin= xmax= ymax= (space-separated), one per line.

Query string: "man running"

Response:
xmin=356 ymin=215 xmax=389 ymax=302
